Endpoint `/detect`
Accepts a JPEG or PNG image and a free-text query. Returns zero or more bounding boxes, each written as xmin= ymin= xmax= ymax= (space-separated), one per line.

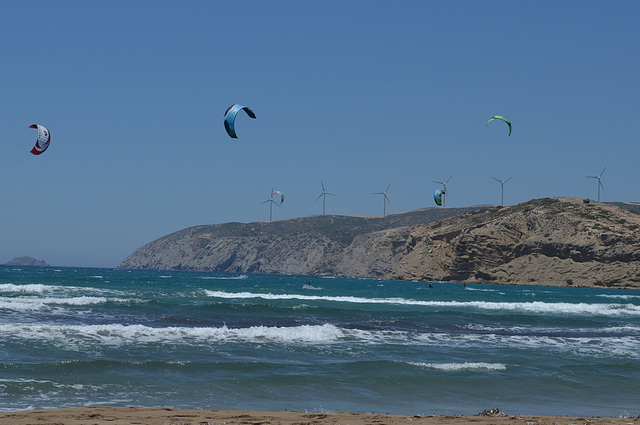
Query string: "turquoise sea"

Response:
xmin=1 ymin=265 xmax=639 ymax=416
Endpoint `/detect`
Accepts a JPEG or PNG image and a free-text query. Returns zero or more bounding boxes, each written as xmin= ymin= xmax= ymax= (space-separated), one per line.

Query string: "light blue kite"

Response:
xmin=224 ymin=104 xmax=256 ymax=138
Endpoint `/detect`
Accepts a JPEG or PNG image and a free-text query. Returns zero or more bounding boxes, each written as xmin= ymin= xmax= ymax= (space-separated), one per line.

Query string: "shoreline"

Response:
xmin=0 ymin=407 xmax=638 ymax=425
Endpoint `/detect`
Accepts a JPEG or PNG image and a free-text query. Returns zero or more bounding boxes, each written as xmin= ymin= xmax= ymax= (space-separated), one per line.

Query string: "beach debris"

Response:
xmin=434 ymin=189 xmax=445 ymax=206
xmin=224 ymin=104 xmax=256 ymax=138
xmin=29 ymin=124 xmax=51 ymax=155
xmin=486 ymin=115 xmax=512 ymax=136
xmin=478 ymin=408 xmax=511 ymax=417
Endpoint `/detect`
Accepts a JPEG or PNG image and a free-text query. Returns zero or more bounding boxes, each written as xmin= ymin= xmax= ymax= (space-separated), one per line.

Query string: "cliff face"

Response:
xmin=388 ymin=198 xmax=640 ymax=289
xmin=118 ymin=207 xmax=487 ymax=276
xmin=119 ymin=198 xmax=640 ymax=289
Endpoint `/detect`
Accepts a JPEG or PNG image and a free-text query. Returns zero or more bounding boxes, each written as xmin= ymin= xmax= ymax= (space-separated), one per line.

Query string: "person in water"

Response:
xmin=306 ymin=280 xmax=311 ymax=286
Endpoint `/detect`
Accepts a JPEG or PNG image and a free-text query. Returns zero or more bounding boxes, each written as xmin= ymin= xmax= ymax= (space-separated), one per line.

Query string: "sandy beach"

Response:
xmin=0 ymin=407 xmax=638 ymax=425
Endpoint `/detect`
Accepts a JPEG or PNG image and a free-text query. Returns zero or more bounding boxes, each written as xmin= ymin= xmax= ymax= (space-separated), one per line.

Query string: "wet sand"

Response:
xmin=0 ymin=407 xmax=637 ymax=425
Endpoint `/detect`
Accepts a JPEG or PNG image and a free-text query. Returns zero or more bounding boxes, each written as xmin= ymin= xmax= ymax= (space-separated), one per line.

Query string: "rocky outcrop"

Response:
xmin=387 ymin=198 xmax=640 ymax=289
xmin=118 ymin=206 xmax=488 ymax=276
xmin=5 ymin=256 xmax=50 ymax=267
xmin=119 ymin=198 xmax=640 ymax=289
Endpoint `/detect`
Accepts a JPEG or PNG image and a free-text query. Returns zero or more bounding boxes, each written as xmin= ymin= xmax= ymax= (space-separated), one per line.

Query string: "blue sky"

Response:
xmin=1 ymin=1 xmax=639 ymax=268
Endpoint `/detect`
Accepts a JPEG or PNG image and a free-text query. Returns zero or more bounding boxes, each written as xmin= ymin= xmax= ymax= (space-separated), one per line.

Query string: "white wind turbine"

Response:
xmin=261 ymin=188 xmax=283 ymax=221
xmin=492 ymin=176 xmax=513 ymax=207
xmin=433 ymin=175 xmax=452 ymax=207
xmin=586 ymin=167 xmax=606 ymax=202
xmin=373 ymin=183 xmax=391 ymax=216
xmin=316 ymin=181 xmax=335 ymax=215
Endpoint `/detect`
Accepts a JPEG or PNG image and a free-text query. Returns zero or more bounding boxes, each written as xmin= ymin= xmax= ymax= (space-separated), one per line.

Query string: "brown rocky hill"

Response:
xmin=118 ymin=198 xmax=640 ymax=289
xmin=388 ymin=197 xmax=640 ymax=289
xmin=117 ymin=206 xmax=489 ymax=275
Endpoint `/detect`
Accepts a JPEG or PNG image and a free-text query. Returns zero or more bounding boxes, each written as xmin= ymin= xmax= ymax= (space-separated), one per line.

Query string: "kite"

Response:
xmin=271 ymin=191 xmax=284 ymax=204
xmin=224 ymin=104 xmax=256 ymax=138
xmin=434 ymin=189 xmax=445 ymax=206
xmin=29 ymin=124 xmax=51 ymax=155
xmin=486 ymin=115 xmax=512 ymax=136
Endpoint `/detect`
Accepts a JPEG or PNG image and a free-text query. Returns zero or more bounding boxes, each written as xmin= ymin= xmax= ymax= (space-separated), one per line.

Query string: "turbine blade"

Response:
xmin=599 ymin=167 xmax=606 ymax=177
xmin=491 ymin=176 xmax=500 ymax=182
xmin=316 ymin=194 xmax=323 ymax=201
xmin=505 ymin=176 xmax=513 ymax=183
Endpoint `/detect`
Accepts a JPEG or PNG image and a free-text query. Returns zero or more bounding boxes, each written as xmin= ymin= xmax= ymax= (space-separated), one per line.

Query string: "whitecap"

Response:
xmin=407 ymin=361 xmax=507 ymax=371
xmin=203 ymin=290 xmax=640 ymax=316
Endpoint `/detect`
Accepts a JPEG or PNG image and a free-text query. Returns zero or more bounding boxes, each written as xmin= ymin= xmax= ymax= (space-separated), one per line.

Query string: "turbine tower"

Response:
xmin=492 ymin=176 xmax=513 ymax=207
xmin=316 ymin=181 xmax=335 ymax=215
xmin=586 ymin=167 xmax=606 ymax=202
xmin=433 ymin=175 xmax=452 ymax=207
xmin=373 ymin=183 xmax=391 ymax=216
xmin=261 ymin=188 xmax=281 ymax=221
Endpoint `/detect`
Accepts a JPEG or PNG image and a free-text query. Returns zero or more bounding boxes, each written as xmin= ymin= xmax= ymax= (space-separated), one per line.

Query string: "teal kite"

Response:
xmin=434 ymin=189 xmax=445 ymax=206
xmin=486 ymin=115 xmax=512 ymax=136
xmin=224 ymin=104 xmax=256 ymax=138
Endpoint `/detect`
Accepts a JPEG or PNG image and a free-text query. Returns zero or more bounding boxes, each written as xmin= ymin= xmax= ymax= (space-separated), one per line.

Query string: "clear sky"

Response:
xmin=1 ymin=1 xmax=639 ymax=268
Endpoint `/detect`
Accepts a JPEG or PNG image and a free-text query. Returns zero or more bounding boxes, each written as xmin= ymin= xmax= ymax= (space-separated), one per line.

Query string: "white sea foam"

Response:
xmin=407 ymin=361 xmax=507 ymax=371
xmin=203 ymin=290 xmax=640 ymax=316
xmin=598 ymin=294 xmax=640 ymax=300
xmin=0 ymin=296 xmax=135 ymax=311
xmin=0 ymin=283 xmax=126 ymax=296
xmin=0 ymin=323 xmax=348 ymax=346
xmin=464 ymin=287 xmax=499 ymax=292
xmin=199 ymin=274 xmax=248 ymax=280
xmin=3 ymin=320 xmax=637 ymax=358
xmin=0 ymin=283 xmax=51 ymax=294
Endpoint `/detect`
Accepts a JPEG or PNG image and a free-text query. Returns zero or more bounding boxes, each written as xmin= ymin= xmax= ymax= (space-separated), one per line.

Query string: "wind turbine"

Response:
xmin=433 ymin=175 xmax=452 ymax=207
xmin=316 ymin=181 xmax=335 ymax=215
xmin=586 ymin=167 xmax=606 ymax=202
xmin=492 ymin=176 xmax=513 ymax=207
xmin=373 ymin=183 xmax=391 ymax=216
xmin=261 ymin=188 xmax=283 ymax=221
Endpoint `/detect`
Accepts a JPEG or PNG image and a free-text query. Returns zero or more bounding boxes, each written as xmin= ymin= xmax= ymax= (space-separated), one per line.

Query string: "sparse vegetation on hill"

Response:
xmin=119 ymin=198 xmax=640 ymax=289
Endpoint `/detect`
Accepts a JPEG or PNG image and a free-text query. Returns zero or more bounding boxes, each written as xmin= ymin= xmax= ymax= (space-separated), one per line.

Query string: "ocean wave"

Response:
xmin=203 ymin=290 xmax=640 ymax=316
xmin=0 ymin=323 xmax=347 ymax=346
xmin=198 ymin=274 xmax=248 ymax=280
xmin=0 ymin=296 xmax=138 ymax=311
xmin=598 ymin=294 xmax=640 ymax=300
xmin=2 ymin=322 xmax=638 ymax=358
xmin=0 ymin=283 xmax=125 ymax=296
xmin=406 ymin=361 xmax=507 ymax=371
xmin=0 ymin=283 xmax=53 ymax=294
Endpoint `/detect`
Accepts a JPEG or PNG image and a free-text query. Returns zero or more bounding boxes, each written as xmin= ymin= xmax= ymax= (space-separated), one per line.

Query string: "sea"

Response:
xmin=1 ymin=265 xmax=639 ymax=417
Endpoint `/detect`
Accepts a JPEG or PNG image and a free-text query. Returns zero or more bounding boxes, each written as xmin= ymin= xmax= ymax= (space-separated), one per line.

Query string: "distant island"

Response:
xmin=5 ymin=256 xmax=50 ymax=267
xmin=119 ymin=198 xmax=640 ymax=290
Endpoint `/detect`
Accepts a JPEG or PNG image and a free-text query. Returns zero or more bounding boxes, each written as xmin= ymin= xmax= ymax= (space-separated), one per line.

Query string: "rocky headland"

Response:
xmin=119 ymin=198 xmax=640 ymax=289
xmin=4 ymin=256 xmax=50 ymax=267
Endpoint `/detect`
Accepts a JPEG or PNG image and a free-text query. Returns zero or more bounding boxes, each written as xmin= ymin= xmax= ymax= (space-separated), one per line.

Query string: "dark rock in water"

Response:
xmin=5 ymin=256 xmax=50 ymax=267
